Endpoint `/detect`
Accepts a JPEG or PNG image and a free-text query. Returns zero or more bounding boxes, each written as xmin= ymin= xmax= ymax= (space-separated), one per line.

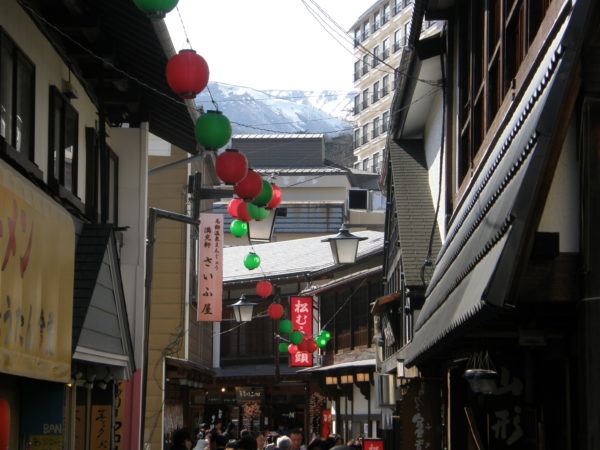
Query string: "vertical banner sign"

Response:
xmin=290 ymin=297 xmax=313 ymax=367
xmin=198 ymin=214 xmax=224 ymax=321
xmin=90 ymin=405 xmax=111 ymax=449
xmin=321 ymin=410 xmax=331 ymax=439
xmin=114 ymin=381 xmax=127 ymax=450
xmin=399 ymin=380 xmax=442 ymax=450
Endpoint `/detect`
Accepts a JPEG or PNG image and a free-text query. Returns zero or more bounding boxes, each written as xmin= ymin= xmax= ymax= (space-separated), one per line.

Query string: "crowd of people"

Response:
xmin=168 ymin=423 xmax=365 ymax=450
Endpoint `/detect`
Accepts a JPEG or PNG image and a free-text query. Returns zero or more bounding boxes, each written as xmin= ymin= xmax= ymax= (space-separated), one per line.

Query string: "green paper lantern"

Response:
xmin=133 ymin=0 xmax=178 ymax=19
xmin=194 ymin=110 xmax=232 ymax=150
xmin=278 ymin=342 xmax=290 ymax=353
xmin=243 ymin=252 xmax=261 ymax=270
xmin=246 ymin=202 xmax=261 ymax=220
xmin=230 ymin=219 xmax=248 ymax=237
xmin=254 ymin=207 xmax=270 ymax=221
xmin=320 ymin=330 xmax=331 ymax=341
xmin=316 ymin=336 xmax=328 ymax=348
xmin=279 ymin=320 xmax=293 ymax=334
xmin=251 ymin=180 xmax=274 ymax=207
xmin=290 ymin=330 xmax=303 ymax=345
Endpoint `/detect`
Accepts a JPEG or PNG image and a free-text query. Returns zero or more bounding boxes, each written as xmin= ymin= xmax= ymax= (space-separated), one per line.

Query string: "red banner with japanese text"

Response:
xmin=321 ymin=410 xmax=331 ymax=439
xmin=361 ymin=439 xmax=384 ymax=450
xmin=197 ymin=214 xmax=224 ymax=321
xmin=290 ymin=296 xmax=313 ymax=367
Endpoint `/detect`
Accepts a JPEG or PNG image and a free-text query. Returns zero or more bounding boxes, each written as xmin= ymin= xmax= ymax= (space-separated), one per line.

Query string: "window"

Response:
xmin=457 ymin=0 xmax=550 ymax=186
xmin=86 ymin=128 xmax=119 ymax=225
xmin=382 ymin=111 xmax=389 ymax=133
xmin=404 ymin=0 xmax=414 ymax=6
xmin=362 ymin=158 xmax=369 ymax=171
xmin=363 ymin=21 xmax=370 ymax=40
xmin=353 ymin=128 xmax=360 ymax=149
xmin=349 ymin=189 xmax=368 ymax=209
xmin=362 ymin=89 xmax=369 ymax=109
xmin=354 ymin=95 xmax=360 ymax=115
xmin=394 ymin=29 xmax=402 ymax=52
xmin=373 ymin=11 xmax=381 ymax=32
xmin=362 ymin=124 xmax=369 ymax=144
xmin=373 ymin=46 xmax=380 ymax=67
xmin=373 ymin=152 xmax=380 ymax=173
xmin=354 ymin=28 xmax=361 ymax=47
xmin=354 ymin=61 xmax=360 ymax=81
xmin=382 ymin=75 xmax=389 ymax=97
xmin=383 ymin=4 xmax=391 ymax=24
xmin=0 ymin=28 xmax=35 ymax=161
xmin=354 ymin=162 xmax=360 ymax=170
xmin=403 ymin=22 xmax=410 ymax=46
xmin=394 ymin=0 xmax=402 ymax=15
xmin=362 ymin=55 xmax=369 ymax=75
xmin=373 ymin=81 xmax=380 ymax=103
xmin=382 ymin=38 xmax=390 ymax=60
xmin=48 ymin=86 xmax=78 ymax=196
xmin=373 ymin=118 xmax=380 ymax=139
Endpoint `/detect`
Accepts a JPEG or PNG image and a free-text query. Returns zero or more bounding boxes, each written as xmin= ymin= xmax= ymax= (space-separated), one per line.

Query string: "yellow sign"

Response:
xmin=90 ymin=405 xmax=111 ymax=449
xmin=114 ymin=381 xmax=126 ymax=450
xmin=0 ymin=160 xmax=75 ymax=382
xmin=26 ymin=435 xmax=62 ymax=450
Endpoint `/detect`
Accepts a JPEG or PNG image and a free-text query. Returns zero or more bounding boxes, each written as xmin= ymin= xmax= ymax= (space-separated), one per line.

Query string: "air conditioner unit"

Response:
xmin=374 ymin=373 xmax=396 ymax=407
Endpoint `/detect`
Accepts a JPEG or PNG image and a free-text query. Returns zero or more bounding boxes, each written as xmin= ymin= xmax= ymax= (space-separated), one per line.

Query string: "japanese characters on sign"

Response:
xmin=361 ymin=439 xmax=384 ymax=450
xmin=90 ymin=405 xmax=111 ymax=449
xmin=400 ymin=380 xmax=442 ymax=450
xmin=290 ymin=296 xmax=313 ymax=367
xmin=0 ymin=160 xmax=75 ymax=382
xmin=197 ymin=214 xmax=224 ymax=321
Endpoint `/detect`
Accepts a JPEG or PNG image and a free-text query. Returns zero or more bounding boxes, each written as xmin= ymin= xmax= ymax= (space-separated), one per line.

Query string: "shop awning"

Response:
xmin=72 ymin=225 xmax=135 ymax=379
xmin=400 ymin=1 xmax=584 ymax=366
xmin=298 ymin=359 xmax=376 ymax=373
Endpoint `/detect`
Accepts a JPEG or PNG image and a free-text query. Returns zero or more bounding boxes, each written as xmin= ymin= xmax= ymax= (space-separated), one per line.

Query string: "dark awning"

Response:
xmin=72 ymin=224 xmax=135 ymax=379
xmin=400 ymin=1 xmax=586 ymax=366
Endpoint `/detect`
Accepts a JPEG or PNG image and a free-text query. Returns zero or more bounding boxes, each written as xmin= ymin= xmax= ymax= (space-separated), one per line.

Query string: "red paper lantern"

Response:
xmin=306 ymin=339 xmax=318 ymax=353
xmin=216 ymin=149 xmax=248 ymax=184
xmin=256 ymin=281 xmax=273 ymax=298
xmin=266 ymin=183 xmax=282 ymax=209
xmin=236 ymin=201 xmax=252 ymax=222
xmin=227 ymin=198 xmax=243 ymax=218
xmin=298 ymin=339 xmax=310 ymax=352
xmin=234 ymin=169 xmax=263 ymax=200
xmin=0 ymin=398 xmax=9 ymax=450
xmin=287 ymin=344 xmax=299 ymax=355
xmin=166 ymin=49 xmax=209 ymax=99
xmin=268 ymin=303 xmax=284 ymax=320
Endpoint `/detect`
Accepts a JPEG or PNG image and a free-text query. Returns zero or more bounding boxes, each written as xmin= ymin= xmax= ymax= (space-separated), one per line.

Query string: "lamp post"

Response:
xmin=322 ymin=224 xmax=368 ymax=264
xmin=229 ymin=294 xmax=259 ymax=322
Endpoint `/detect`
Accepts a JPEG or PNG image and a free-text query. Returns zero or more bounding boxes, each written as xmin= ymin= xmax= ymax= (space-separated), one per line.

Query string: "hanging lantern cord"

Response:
xmin=175 ymin=6 xmax=193 ymax=49
xmin=206 ymin=85 xmax=220 ymax=111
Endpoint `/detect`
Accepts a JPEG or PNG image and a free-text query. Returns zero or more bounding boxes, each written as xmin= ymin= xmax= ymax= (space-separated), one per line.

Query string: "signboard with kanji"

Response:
xmin=361 ymin=438 xmax=384 ymax=450
xmin=197 ymin=214 xmax=224 ymax=321
xmin=400 ymin=380 xmax=442 ymax=450
xmin=290 ymin=296 xmax=313 ymax=367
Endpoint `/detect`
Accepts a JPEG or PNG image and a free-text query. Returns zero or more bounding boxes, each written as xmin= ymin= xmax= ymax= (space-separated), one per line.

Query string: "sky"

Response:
xmin=165 ymin=0 xmax=376 ymax=93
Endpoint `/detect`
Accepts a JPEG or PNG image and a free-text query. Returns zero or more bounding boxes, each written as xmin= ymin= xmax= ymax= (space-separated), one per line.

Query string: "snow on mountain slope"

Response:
xmin=195 ymin=82 xmax=354 ymax=136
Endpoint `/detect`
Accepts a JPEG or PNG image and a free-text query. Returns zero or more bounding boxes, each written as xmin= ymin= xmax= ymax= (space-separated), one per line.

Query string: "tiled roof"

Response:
xmin=254 ymin=167 xmax=347 ymax=175
xmin=233 ymin=134 xmax=324 ymax=139
xmin=223 ymin=230 xmax=384 ymax=283
xmin=389 ymin=139 xmax=441 ymax=286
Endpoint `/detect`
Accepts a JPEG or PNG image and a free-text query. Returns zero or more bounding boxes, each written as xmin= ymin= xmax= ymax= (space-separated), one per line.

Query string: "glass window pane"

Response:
xmin=15 ymin=55 xmax=33 ymax=154
xmin=64 ymin=106 xmax=77 ymax=193
xmin=0 ymin=42 xmax=14 ymax=145
xmin=52 ymin=99 xmax=62 ymax=182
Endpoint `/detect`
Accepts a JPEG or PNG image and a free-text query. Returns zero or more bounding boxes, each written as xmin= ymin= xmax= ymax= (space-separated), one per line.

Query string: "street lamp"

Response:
xmin=247 ymin=208 xmax=278 ymax=242
xmin=322 ymin=224 xmax=368 ymax=264
xmin=229 ymin=294 xmax=258 ymax=322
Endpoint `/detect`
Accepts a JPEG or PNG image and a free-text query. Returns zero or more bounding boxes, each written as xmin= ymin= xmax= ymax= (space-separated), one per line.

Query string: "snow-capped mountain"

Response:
xmin=195 ymin=82 xmax=354 ymax=136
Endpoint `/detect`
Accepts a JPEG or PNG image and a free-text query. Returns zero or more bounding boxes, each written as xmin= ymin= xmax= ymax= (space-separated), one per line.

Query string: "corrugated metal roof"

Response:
xmin=255 ymin=167 xmax=347 ymax=175
xmin=300 ymin=266 xmax=382 ymax=295
xmin=223 ymin=230 xmax=384 ymax=283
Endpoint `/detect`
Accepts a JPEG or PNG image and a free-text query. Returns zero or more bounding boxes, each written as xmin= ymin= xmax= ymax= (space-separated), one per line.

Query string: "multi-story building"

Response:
xmin=350 ymin=0 xmax=438 ymax=173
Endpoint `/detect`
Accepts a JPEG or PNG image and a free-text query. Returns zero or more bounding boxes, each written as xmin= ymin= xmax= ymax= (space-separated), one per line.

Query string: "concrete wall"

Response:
xmin=537 ymin=118 xmax=580 ymax=252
